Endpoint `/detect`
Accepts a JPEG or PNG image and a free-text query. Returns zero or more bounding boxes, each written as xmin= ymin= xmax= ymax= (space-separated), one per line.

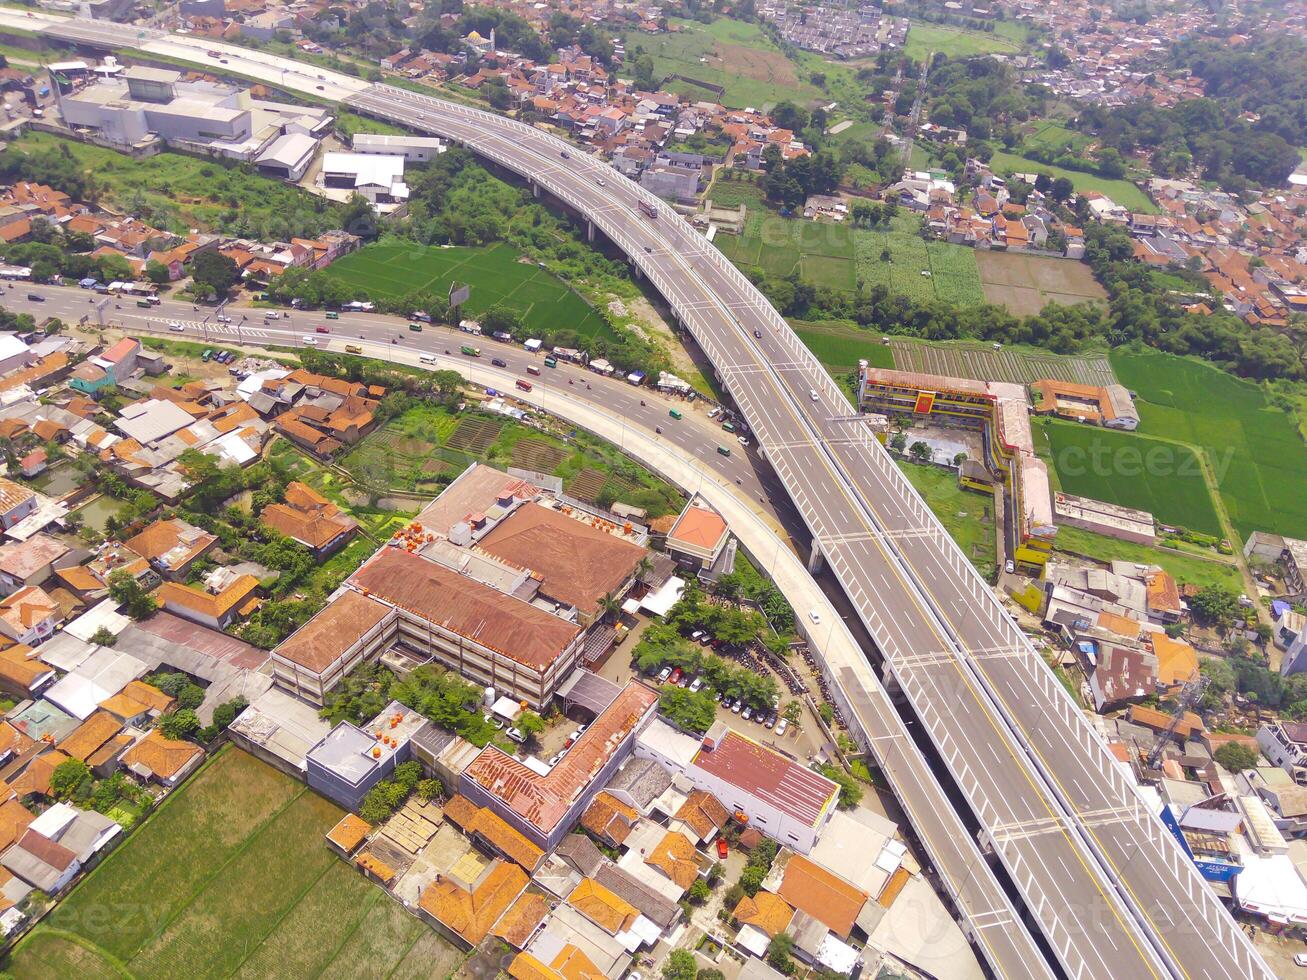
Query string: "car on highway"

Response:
xmin=515 ymin=379 xmax=533 ymax=392
xmin=491 ymin=358 xmax=507 ymax=367
xmin=419 ymin=354 xmax=437 ymax=364
xmin=754 ymin=330 xmax=762 ymax=339
xmin=315 ymin=326 xmax=330 ymax=334
xmin=560 ymin=151 xmax=569 ymax=159
xmin=717 ymin=446 xmax=731 ymax=457
xmin=316 ymin=84 xmax=324 ymax=90
xmin=408 ymin=322 xmax=423 ymax=332
xmin=668 ymin=408 xmax=681 ymax=419
xmin=809 ymin=609 xmax=821 ymax=625
xmin=26 ymin=293 xmax=42 ymax=302
xmin=302 ymin=336 xmax=319 ymax=346
xmin=525 ymin=364 xmax=541 ymax=376
xmin=325 ymin=311 xmax=339 ymax=320
xmin=168 ymin=321 xmax=184 ymax=332
xmin=217 ymin=314 xmax=232 ymax=323
xmin=738 ymin=436 xmax=750 ymax=447
xmin=809 ymin=389 xmax=819 ymax=401
xmin=596 ymin=178 xmax=605 ymax=186
xmin=345 ymin=345 xmax=362 ymax=354
xmin=643 ymin=245 xmax=652 ymax=253
xmin=263 ymin=311 xmax=279 ymax=319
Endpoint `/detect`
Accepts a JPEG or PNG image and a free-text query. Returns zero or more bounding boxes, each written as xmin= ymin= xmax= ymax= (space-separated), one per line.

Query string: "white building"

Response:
xmin=321 ymin=152 xmax=409 ymax=207
xmin=255 ymin=132 xmax=319 ymax=181
xmin=352 ymin=133 xmax=446 ymax=163
xmin=681 ymin=723 xmax=838 ymax=854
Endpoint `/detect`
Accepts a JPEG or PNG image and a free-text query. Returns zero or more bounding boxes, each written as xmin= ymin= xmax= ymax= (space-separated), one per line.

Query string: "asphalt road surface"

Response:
xmin=1 ymin=12 xmax=1273 ymax=979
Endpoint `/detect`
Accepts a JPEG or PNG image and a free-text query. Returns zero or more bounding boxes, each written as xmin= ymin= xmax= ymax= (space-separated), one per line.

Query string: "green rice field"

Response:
xmin=1035 ymin=419 xmax=1223 ymax=536
xmin=1110 ymin=349 xmax=1307 ymax=541
xmin=790 ymin=319 xmax=897 ymax=374
xmin=323 ymin=241 xmax=612 ymax=338
xmin=2 ymin=748 xmax=458 ymax=979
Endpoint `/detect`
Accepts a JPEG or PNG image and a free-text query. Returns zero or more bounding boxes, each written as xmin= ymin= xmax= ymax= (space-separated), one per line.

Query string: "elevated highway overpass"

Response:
xmin=1 ymin=12 xmax=1276 ymax=979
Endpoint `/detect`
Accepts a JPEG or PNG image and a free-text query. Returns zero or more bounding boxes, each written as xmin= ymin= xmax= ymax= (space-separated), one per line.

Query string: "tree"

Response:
xmin=697 ymin=971 xmax=725 ymax=980
xmin=188 ymin=250 xmax=240 ymax=298
xmin=109 ymin=569 xmax=158 ymax=620
xmin=662 ymin=950 xmax=697 ymax=980
xmin=176 ymin=683 xmax=206 ymax=710
xmin=817 ymin=762 xmax=863 ymax=808
xmin=212 ymin=696 xmax=249 ymax=730
xmin=767 ymin=934 xmax=797 ymax=975
xmin=1214 ymin=742 xmax=1259 ymax=772
xmin=889 ymin=431 xmax=907 ymax=451
xmin=1189 ymin=586 xmax=1240 ymax=628
xmin=687 ymin=878 xmax=711 ymax=904
xmin=417 ymin=777 xmax=444 ymax=802
xmin=90 ymin=626 xmax=117 ymax=647
xmin=516 ymin=710 xmax=545 ymax=743
xmin=159 ymin=708 xmax=200 ymax=741
xmin=632 ymin=54 xmax=656 ymax=91
xmin=659 ymin=686 xmax=717 ymax=733
xmin=145 ymin=260 xmax=172 ymax=285
xmin=908 ymin=440 xmax=932 ymax=462
xmin=50 ymin=758 xmax=91 ymax=800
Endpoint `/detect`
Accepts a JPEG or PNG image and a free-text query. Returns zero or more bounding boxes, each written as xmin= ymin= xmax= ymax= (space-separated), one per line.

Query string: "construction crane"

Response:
xmin=1147 ymin=672 xmax=1211 ymax=769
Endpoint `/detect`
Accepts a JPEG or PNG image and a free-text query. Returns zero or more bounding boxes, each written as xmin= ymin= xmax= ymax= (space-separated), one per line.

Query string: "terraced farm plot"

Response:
xmin=1110 ymin=348 xmax=1307 ymax=541
xmin=567 ymin=468 xmax=609 ymax=502
xmin=3 ymin=749 xmax=446 ymax=980
xmin=890 ymin=339 xmax=1117 ymax=386
xmin=974 ymin=250 xmax=1107 ymax=316
xmin=446 ymin=417 xmax=503 ymax=454
xmin=1035 ymin=419 xmax=1223 ymax=536
xmin=323 ymin=241 xmax=613 ymax=339
xmin=512 ymin=437 xmax=569 ymax=472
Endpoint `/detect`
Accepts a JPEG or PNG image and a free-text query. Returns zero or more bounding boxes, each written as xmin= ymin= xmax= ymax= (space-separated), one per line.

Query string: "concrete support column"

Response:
xmin=531 ymin=182 xmax=540 ymax=199
xmin=807 ymin=538 xmax=824 ymax=574
xmin=586 ymin=220 xmax=595 ymax=242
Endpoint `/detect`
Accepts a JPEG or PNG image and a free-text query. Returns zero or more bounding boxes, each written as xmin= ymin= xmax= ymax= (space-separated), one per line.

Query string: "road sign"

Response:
xmin=448 ymin=281 xmax=470 ymax=308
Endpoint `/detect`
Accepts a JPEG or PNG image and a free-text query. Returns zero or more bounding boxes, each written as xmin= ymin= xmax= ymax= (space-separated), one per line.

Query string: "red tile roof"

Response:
xmin=691 ymin=730 xmax=838 ymax=829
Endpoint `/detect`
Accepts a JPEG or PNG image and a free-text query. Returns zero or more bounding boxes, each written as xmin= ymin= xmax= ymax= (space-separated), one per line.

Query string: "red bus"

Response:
xmin=515 ymin=379 xmax=533 ymax=392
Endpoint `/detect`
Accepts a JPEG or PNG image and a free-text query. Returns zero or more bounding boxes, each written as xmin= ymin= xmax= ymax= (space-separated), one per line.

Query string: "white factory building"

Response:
xmin=321 ymin=152 xmax=409 ymax=208
xmin=351 ymin=133 xmax=446 ymax=163
xmin=57 ymin=65 xmax=331 ymax=164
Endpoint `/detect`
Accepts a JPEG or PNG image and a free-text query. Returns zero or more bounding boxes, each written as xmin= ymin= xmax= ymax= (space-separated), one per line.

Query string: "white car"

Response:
xmin=775 ymin=718 xmax=788 ymax=736
xmin=263 ymin=311 xmax=280 ymax=320
xmin=809 ymin=389 xmax=819 ymax=401
xmin=809 ymin=609 xmax=821 ymax=625
xmin=506 ymin=727 xmax=526 ymax=743
xmin=216 ymin=314 xmax=232 ymax=323
xmin=688 ymin=676 xmax=703 ymax=693
xmin=656 ymin=666 xmax=672 ymax=684
xmin=302 ymin=336 xmax=318 ymax=346
xmin=731 ymin=699 xmax=742 ymax=714
xmin=419 ymin=354 xmax=437 ymax=364
xmin=548 ymin=753 xmax=563 ymax=766
xmin=167 ymin=321 xmax=184 ymax=332
xmin=742 ymin=706 xmax=752 ymax=721
xmin=738 ymin=436 xmax=750 ymax=447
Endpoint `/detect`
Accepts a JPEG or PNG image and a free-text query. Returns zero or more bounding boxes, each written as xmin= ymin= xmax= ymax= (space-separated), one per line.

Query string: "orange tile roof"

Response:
xmin=121 ymin=680 xmax=174 ymax=714
xmin=0 ymin=644 xmax=52 ymax=692
xmin=272 ymin=590 xmax=391 ymax=675
xmin=733 ymin=890 xmax=794 ymax=937
xmin=645 ymin=830 xmax=699 ymax=889
xmin=463 ymin=683 xmax=657 ymax=837
xmin=675 ymin=789 xmax=729 ymax=840
xmin=667 ymin=504 xmax=728 ymax=552
xmin=356 ymin=850 xmax=395 ymax=884
xmin=877 ymin=865 xmax=911 ymax=908
xmin=463 ymin=802 xmax=546 ymax=872
xmin=0 ymin=587 xmax=59 ymax=633
xmin=567 ymin=877 xmax=638 ymax=935
xmin=10 ymin=750 xmax=70 ymax=798
xmin=59 ymin=711 xmax=122 ymax=762
xmin=155 ymin=575 xmax=260 ymax=620
xmin=124 ymin=519 xmax=215 ymax=570
xmin=261 ymin=481 xmax=357 ymax=549
xmin=1146 ymin=570 xmax=1183 ymax=614
xmin=0 ymin=722 xmax=35 ymax=760
xmin=1151 ymin=633 xmax=1199 ymax=688
xmin=777 ymin=854 xmax=868 ymax=939
xmin=580 ymin=791 xmax=638 ymax=845
xmin=121 ymin=729 xmax=202 ymax=780
xmin=0 ymin=798 xmax=33 ymax=852
xmin=1096 ymin=611 xmax=1142 ymax=641
xmin=493 ymin=890 xmax=550 ymax=948
xmin=326 ymin=813 xmax=371 ymax=854
xmin=419 ymin=860 xmax=527 ymax=945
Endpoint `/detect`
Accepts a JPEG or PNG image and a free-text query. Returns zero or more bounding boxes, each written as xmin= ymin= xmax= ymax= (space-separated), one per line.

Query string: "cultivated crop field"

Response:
xmin=903 ymin=22 xmax=1021 ymax=61
xmin=890 ymin=339 xmax=1117 ymax=386
xmin=790 ymin=319 xmax=897 ymax=374
xmin=3 ymin=749 xmax=448 ymax=979
xmin=853 ymin=215 xmax=985 ymax=305
xmin=974 ymin=250 xmax=1107 ymax=316
xmin=1110 ymin=349 xmax=1307 ymax=541
xmin=1035 ymin=419 xmax=1223 ymax=536
xmin=323 ymin=241 xmax=612 ymax=338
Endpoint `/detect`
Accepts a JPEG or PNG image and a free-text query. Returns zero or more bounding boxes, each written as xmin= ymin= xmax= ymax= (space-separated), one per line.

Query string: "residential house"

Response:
xmin=259 ymin=481 xmax=358 ymax=558
xmin=123 ymin=518 xmax=217 ymax=581
xmin=121 ymin=729 xmax=204 ymax=787
xmin=0 ymin=534 xmax=69 ymax=593
xmin=0 ymin=479 xmax=37 ymax=531
xmin=154 ymin=574 xmax=260 ymax=631
xmin=0 ymin=587 xmax=63 ymax=645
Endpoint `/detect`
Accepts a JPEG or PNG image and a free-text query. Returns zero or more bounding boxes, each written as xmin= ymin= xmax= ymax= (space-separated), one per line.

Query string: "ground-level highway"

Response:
xmin=0 ymin=12 xmax=1274 ymax=979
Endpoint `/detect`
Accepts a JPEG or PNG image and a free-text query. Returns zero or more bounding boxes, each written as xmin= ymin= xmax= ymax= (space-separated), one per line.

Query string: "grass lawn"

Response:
xmin=626 ymin=17 xmax=831 ymax=109
xmin=323 ymin=240 xmax=614 ymax=340
xmin=7 ymin=133 xmax=342 ymax=235
xmin=1052 ymin=524 xmax=1244 ymax=592
xmin=986 ymin=149 xmax=1158 ymax=214
xmin=1022 ymin=122 xmax=1091 ymax=156
xmin=896 ymin=459 xmax=997 ymax=576
xmin=337 ymin=403 xmax=685 ymax=517
xmin=790 ymin=319 xmax=896 ymax=374
xmin=904 ymin=22 xmax=1021 ymax=61
xmin=4 ymin=749 xmax=445 ymax=978
xmin=1034 ymin=418 xmax=1223 ymax=536
xmin=1110 ymin=348 xmax=1307 ymax=542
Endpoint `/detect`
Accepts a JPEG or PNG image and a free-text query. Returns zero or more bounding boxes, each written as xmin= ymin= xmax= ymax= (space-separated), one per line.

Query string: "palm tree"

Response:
xmin=596 ymin=592 xmax=621 ymax=623
xmin=635 ymin=555 xmax=654 ymax=583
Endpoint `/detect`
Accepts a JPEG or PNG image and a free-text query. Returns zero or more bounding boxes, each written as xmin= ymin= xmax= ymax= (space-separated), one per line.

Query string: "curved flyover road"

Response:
xmin=7 ymin=12 xmax=1274 ymax=980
